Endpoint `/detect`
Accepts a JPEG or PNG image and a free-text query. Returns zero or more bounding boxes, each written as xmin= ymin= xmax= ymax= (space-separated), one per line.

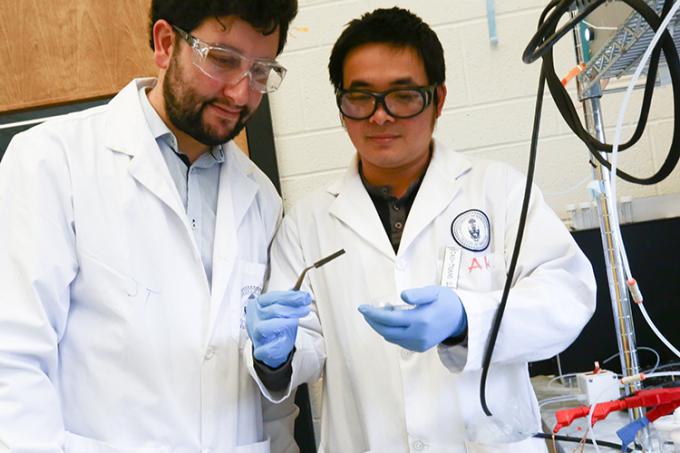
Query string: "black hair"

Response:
xmin=149 ymin=0 xmax=298 ymax=55
xmin=328 ymin=7 xmax=446 ymax=90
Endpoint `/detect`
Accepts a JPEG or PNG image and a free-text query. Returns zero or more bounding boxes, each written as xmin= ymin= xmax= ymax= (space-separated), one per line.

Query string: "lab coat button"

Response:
xmin=401 ymin=350 xmax=412 ymax=359
xmin=396 ymin=259 xmax=407 ymax=270
xmin=204 ymin=347 xmax=215 ymax=361
xmin=413 ymin=440 xmax=427 ymax=451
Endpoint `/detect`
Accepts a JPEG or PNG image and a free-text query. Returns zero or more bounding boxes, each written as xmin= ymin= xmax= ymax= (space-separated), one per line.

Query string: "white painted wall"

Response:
xmin=269 ymin=1 xmax=680 ymax=220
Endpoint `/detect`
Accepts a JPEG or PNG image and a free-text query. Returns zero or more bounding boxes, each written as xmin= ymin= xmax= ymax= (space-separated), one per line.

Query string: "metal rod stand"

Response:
xmin=570 ymin=6 xmax=654 ymax=451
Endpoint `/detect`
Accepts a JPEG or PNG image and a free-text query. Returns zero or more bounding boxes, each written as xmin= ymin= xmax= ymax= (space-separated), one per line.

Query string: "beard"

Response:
xmin=163 ymin=55 xmax=251 ymax=147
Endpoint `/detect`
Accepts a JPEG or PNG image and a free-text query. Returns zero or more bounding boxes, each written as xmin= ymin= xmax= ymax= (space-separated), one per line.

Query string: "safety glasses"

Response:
xmin=173 ymin=25 xmax=287 ymax=93
xmin=336 ymin=85 xmax=437 ymax=120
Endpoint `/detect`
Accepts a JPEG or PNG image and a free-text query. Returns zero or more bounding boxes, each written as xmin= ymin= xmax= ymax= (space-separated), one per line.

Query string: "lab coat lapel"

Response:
xmin=398 ymin=140 xmax=471 ymax=254
xmin=208 ymin=143 xmax=259 ymax=339
xmin=328 ymin=157 xmax=395 ymax=260
xmin=103 ymin=79 xmax=188 ymax=227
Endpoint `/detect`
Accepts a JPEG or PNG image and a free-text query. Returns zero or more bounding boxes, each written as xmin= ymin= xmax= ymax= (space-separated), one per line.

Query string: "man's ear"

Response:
xmin=152 ymin=20 xmax=176 ymax=70
xmin=434 ymin=83 xmax=447 ymax=118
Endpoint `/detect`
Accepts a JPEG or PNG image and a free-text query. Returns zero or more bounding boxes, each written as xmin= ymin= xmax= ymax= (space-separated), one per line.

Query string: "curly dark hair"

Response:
xmin=149 ymin=0 xmax=298 ymax=55
xmin=328 ymin=7 xmax=445 ymax=90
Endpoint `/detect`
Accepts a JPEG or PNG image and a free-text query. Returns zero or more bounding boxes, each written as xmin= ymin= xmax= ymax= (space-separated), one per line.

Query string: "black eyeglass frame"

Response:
xmin=335 ymin=84 xmax=438 ymax=120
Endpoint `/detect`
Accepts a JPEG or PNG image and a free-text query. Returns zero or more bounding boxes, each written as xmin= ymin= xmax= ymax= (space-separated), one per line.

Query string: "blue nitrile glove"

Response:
xmin=246 ymin=290 xmax=312 ymax=368
xmin=358 ymin=285 xmax=467 ymax=352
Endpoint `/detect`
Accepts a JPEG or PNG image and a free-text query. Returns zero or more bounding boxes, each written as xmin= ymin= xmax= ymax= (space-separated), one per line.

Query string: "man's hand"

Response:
xmin=358 ymin=285 xmax=467 ymax=352
xmin=246 ymin=290 xmax=312 ymax=368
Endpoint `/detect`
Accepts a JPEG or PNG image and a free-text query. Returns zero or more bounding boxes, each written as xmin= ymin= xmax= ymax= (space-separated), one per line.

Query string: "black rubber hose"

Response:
xmin=523 ymin=0 xmax=606 ymax=64
xmin=479 ymin=63 xmax=545 ymax=416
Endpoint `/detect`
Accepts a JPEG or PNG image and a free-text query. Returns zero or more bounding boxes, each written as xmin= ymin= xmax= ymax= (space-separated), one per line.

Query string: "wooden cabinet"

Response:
xmin=0 ymin=0 xmax=248 ymax=152
xmin=0 ymin=0 xmax=155 ymax=112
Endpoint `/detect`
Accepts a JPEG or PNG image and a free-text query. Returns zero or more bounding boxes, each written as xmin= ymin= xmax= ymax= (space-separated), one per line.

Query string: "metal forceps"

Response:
xmin=292 ymin=249 xmax=345 ymax=290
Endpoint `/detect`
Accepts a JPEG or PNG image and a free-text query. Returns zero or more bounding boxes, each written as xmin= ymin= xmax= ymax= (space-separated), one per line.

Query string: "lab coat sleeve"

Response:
xmin=244 ymin=209 xmax=326 ymax=403
xmin=0 ymin=131 xmax=77 ymax=451
xmin=438 ymin=166 xmax=596 ymax=373
xmin=261 ymin=388 xmax=300 ymax=453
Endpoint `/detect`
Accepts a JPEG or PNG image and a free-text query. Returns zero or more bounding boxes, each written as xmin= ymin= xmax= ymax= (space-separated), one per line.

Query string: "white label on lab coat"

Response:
xmin=440 ymin=246 xmax=462 ymax=289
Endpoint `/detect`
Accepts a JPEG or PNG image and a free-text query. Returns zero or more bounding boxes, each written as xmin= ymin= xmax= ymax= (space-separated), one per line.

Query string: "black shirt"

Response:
xmin=360 ymin=169 xmax=425 ymax=253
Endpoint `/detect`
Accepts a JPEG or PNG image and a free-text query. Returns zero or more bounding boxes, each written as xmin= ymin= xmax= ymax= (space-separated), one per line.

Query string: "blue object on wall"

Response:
xmin=487 ymin=0 xmax=498 ymax=46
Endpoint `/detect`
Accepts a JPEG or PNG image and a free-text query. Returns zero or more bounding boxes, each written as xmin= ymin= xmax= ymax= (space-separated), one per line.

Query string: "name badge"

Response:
xmin=440 ymin=246 xmax=462 ymax=289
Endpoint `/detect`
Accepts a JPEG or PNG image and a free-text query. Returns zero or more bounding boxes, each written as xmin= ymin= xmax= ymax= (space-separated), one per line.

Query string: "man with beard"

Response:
xmin=0 ymin=1 xmax=307 ymax=452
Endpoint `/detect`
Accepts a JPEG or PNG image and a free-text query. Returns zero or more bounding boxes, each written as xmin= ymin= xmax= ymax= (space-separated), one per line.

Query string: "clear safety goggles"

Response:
xmin=173 ymin=25 xmax=287 ymax=94
xmin=336 ymin=85 xmax=436 ymax=120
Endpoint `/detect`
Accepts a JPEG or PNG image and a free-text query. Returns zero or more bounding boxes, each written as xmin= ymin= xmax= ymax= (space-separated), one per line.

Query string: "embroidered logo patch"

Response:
xmin=241 ymin=285 xmax=262 ymax=300
xmin=451 ymin=209 xmax=490 ymax=252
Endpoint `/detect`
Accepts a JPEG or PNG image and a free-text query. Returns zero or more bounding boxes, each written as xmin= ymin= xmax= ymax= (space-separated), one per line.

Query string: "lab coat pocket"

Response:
xmin=64 ymin=431 xmax=169 ymax=453
xmin=77 ymin=249 xmax=138 ymax=298
xmin=237 ymin=260 xmax=267 ymax=349
xmin=235 ymin=438 xmax=270 ymax=453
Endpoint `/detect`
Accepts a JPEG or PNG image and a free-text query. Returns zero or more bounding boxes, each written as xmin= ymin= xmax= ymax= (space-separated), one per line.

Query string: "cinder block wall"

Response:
xmin=270 ymin=0 xmax=680 ymax=220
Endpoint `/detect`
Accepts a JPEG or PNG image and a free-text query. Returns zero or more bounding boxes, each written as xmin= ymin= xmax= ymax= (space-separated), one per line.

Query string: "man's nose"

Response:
xmin=223 ymin=72 xmax=252 ymax=106
xmin=369 ymin=103 xmax=395 ymax=126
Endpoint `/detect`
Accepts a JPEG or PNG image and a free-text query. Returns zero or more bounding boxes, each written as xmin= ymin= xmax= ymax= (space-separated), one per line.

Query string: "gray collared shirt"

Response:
xmin=138 ymin=85 xmax=224 ymax=288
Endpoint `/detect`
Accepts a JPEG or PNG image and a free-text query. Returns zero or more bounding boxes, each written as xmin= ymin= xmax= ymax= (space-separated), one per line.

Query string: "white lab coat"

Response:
xmin=266 ymin=140 xmax=596 ymax=453
xmin=0 ymin=79 xmax=296 ymax=453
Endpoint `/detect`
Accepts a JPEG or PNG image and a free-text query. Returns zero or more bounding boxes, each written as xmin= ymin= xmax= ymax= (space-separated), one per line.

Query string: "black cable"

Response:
xmin=523 ymin=0 xmax=605 ymax=64
xmin=533 ymin=432 xmax=634 ymax=452
xmin=479 ymin=63 xmax=546 ymax=416
xmin=479 ymin=0 xmax=680 ymax=417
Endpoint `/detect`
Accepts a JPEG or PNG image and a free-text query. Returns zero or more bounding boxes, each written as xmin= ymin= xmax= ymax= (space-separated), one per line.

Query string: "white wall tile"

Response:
xmin=270 ymin=48 xmax=339 ymax=136
xmin=286 ymin=1 xmax=365 ymax=52
xmin=275 ymin=128 xmax=354 ymax=178
xmin=648 ymin=120 xmax=680 ymax=195
xmin=436 ymin=27 xmax=469 ymax=108
xmin=435 ymin=96 xmax=559 ymax=151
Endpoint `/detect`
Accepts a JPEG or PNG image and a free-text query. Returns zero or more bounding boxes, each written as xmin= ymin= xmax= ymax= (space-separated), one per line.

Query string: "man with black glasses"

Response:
xmin=0 ymin=1 xmax=309 ymax=452
xmin=248 ymin=7 xmax=596 ymax=452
